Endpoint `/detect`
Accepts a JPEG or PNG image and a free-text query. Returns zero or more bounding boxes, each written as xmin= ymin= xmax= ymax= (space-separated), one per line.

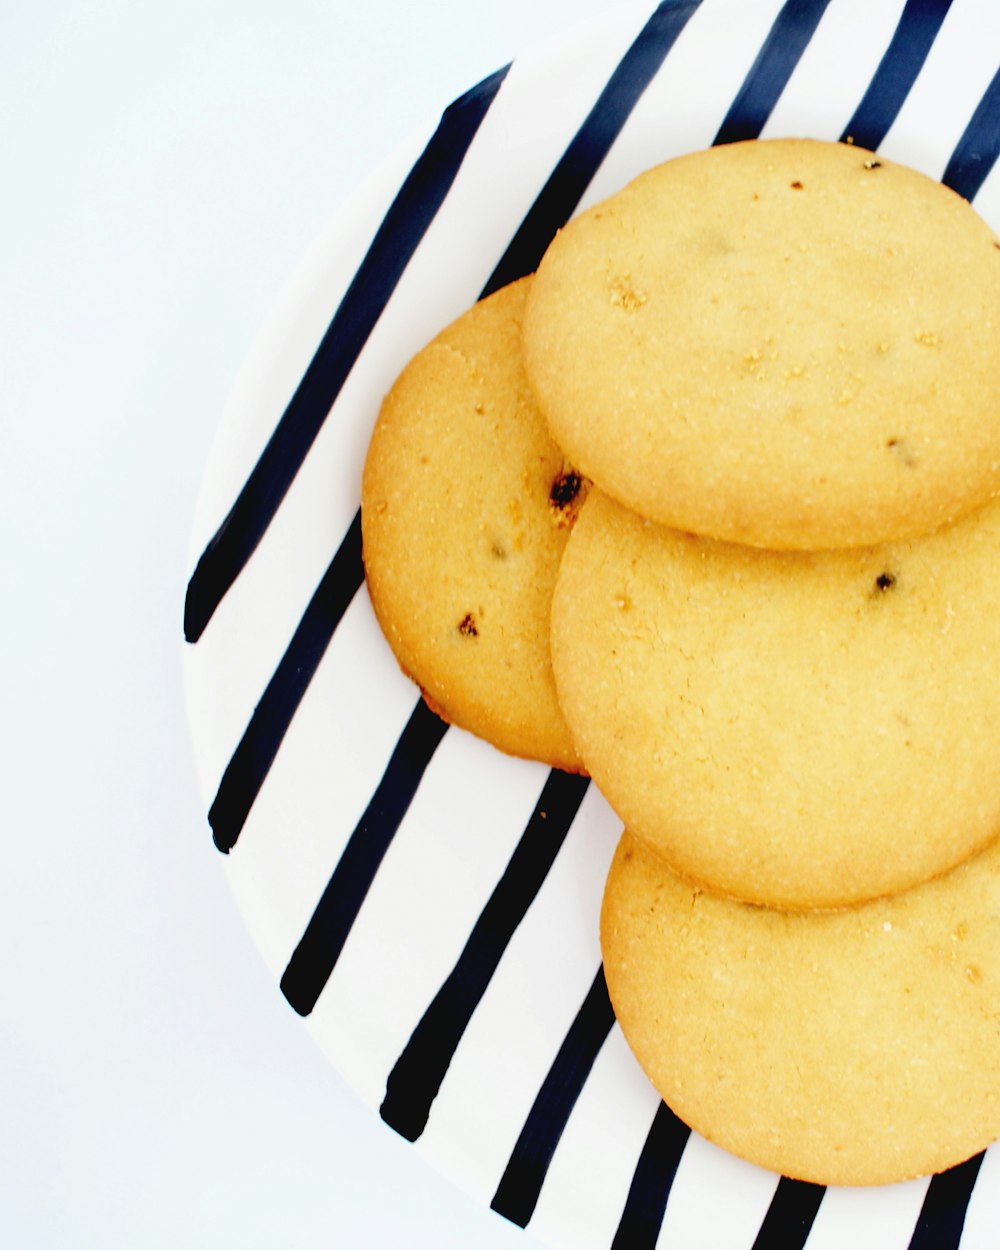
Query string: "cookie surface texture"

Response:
xmin=602 ymin=829 xmax=1000 ymax=1186
xmin=522 ymin=138 xmax=1000 ymax=550
xmin=362 ymin=277 xmax=586 ymax=770
xmin=551 ymin=488 xmax=1000 ymax=908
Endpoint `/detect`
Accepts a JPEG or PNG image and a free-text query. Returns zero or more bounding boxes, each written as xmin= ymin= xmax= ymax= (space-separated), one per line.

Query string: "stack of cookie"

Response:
xmin=361 ymin=139 xmax=1000 ymax=1186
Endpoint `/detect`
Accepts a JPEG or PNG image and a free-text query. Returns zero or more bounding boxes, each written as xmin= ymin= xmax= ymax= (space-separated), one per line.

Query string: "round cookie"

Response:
xmin=601 ymin=829 xmax=1000 ymax=1186
xmin=522 ymin=138 xmax=1000 ymax=550
xmin=362 ymin=276 xmax=587 ymax=771
xmin=551 ymin=487 xmax=1000 ymax=909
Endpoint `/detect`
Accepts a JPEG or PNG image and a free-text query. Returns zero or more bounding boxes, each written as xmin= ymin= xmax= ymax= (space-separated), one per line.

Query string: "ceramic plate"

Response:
xmin=183 ymin=1 xmax=1000 ymax=1245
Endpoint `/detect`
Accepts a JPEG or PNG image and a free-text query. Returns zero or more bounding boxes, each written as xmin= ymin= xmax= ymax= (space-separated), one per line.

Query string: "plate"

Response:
xmin=183 ymin=1 xmax=1000 ymax=1246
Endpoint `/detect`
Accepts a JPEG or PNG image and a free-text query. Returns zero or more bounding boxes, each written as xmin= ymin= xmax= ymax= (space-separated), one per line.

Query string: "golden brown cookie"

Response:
xmin=602 ymin=828 xmax=1000 ymax=1186
xmin=522 ymin=138 xmax=1000 ymax=550
xmin=362 ymin=277 xmax=586 ymax=770
xmin=551 ymin=487 xmax=1000 ymax=908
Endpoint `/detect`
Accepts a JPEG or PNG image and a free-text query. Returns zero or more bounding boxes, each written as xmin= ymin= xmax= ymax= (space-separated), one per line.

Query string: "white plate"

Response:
xmin=183 ymin=1 xmax=1000 ymax=1246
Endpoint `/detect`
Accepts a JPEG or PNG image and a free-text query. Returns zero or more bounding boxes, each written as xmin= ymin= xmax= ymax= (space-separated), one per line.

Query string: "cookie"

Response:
xmin=362 ymin=276 xmax=586 ymax=771
xmin=602 ymin=828 xmax=1000 ymax=1186
xmin=551 ymin=487 xmax=1000 ymax=909
xmin=522 ymin=138 xmax=1000 ymax=550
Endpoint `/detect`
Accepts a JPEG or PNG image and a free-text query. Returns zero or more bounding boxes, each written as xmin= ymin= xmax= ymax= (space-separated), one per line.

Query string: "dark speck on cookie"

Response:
xmin=550 ymin=470 xmax=583 ymax=510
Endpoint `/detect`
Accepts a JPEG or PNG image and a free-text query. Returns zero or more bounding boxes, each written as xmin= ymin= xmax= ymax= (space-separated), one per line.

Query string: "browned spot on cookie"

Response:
xmin=873 ymin=571 xmax=898 ymax=595
xmin=887 ymin=436 xmax=917 ymax=467
xmin=790 ymin=180 xmax=804 ymax=190
xmin=549 ymin=469 xmax=589 ymax=528
xmin=458 ymin=613 xmax=479 ymax=637
xmin=550 ymin=470 xmax=582 ymax=509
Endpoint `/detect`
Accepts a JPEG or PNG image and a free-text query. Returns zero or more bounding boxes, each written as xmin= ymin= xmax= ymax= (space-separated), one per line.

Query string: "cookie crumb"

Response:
xmin=610 ymin=275 xmax=648 ymax=312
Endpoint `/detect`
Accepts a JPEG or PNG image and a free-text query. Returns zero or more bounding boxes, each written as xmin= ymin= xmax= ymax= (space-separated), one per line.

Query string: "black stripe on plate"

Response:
xmin=942 ymin=64 xmax=1000 ymax=201
xmin=840 ymin=0 xmax=954 ymax=151
xmin=845 ymin=0 xmax=955 ymax=151
xmin=714 ymin=0 xmax=833 ymax=145
xmin=610 ymin=1102 xmax=691 ymax=1250
xmin=490 ymin=965 xmax=616 ymax=1228
xmin=750 ymin=1176 xmax=826 ymax=1250
xmin=183 ymin=65 xmax=509 ymax=645
xmin=481 ymin=0 xmax=702 ymax=297
xmin=279 ymin=697 xmax=449 ymax=1017
xmin=379 ymin=770 xmax=591 ymax=1142
xmin=208 ymin=511 xmax=363 ymax=854
xmin=907 ymin=1153 xmax=985 ymax=1250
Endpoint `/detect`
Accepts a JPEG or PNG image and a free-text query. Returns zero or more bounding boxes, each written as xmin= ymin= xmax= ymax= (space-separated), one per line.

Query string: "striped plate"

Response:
xmin=183 ymin=1 xmax=1000 ymax=1246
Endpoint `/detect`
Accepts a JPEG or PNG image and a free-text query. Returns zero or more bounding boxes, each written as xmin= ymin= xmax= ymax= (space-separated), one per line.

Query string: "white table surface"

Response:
xmin=1 ymin=2 xmax=612 ymax=1246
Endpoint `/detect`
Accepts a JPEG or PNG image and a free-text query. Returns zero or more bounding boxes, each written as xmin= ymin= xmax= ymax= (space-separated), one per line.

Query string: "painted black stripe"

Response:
xmin=942 ymin=64 xmax=1000 ymax=201
xmin=907 ymin=1153 xmax=985 ymax=1250
xmin=610 ymin=1102 xmax=691 ymax=1250
xmin=379 ymin=770 xmax=590 ymax=1142
xmin=209 ymin=510 xmax=364 ymax=853
xmin=279 ymin=698 xmax=449 ymax=1017
xmin=183 ymin=66 xmax=509 ymax=645
xmin=840 ymin=0 xmax=954 ymax=151
xmin=714 ymin=0 xmax=833 ymax=145
xmin=750 ymin=1176 xmax=826 ymax=1250
xmin=481 ymin=0 xmax=702 ymax=297
xmin=490 ymin=966 xmax=616 ymax=1228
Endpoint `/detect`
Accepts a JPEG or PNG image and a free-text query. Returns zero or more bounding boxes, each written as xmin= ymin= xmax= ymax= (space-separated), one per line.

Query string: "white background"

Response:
xmin=1 ymin=2 xmax=612 ymax=1247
